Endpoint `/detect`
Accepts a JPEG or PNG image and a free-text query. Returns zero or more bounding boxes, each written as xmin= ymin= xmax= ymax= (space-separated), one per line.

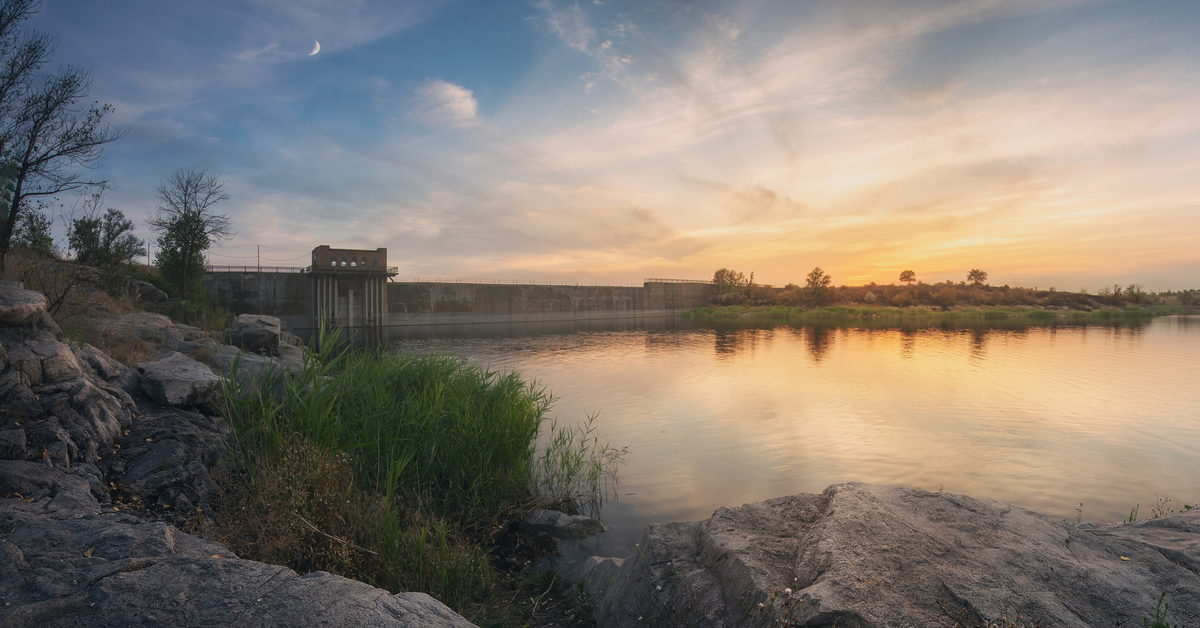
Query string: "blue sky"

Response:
xmin=30 ymin=0 xmax=1200 ymax=289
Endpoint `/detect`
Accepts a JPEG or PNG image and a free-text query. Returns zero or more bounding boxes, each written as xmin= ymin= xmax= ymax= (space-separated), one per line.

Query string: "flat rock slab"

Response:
xmin=575 ymin=482 xmax=1200 ymax=627
xmin=0 ymin=498 xmax=477 ymax=628
xmin=138 ymin=351 xmax=220 ymax=407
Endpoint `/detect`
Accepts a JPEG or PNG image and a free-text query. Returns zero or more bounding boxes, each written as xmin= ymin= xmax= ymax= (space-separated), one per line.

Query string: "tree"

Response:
xmin=0 ymin=0 xmax=125 ymax=276
xmin=967 ymin=269 xmax=988 ymax=287
xmin=11 ymin=203 xmax=52 ymax=256
xmin=147 ymin=166 xmax=233 ymax=299
xmin=806 ymin=266 xmax=832 ymax=305
xmin=69 ymin=195 xmax=142 ymax=268
xmin=713 ymin=267 xmax=748 ymax=294
xmin=899 ymin=269 xmax=916 ymax=285
xmin=68 ymin=193 xmax=142 ymax=296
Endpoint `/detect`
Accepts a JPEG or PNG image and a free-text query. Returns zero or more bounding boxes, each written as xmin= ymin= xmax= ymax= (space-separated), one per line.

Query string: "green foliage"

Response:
xmin=68 ymin=195 xmax=143 ymax=297
xmin=165 ymin=298 xmax=235 ymax=332
xmin=713 ymin=268 xmax=748 ymax=293
xmin=11 ymin=207 xmax=56 ymax=258
xmin=155 ymin=210 xmax=209 ymax=301
xmin=216 ymin=333 xmax=623 ymax=619
xmin=806 ymin=267 xmax=832 ymax=306
xmin=1145 ymin=591 xmax=1178 ymax=628
xmin=148 ymin=166 xmax=233 ymax=300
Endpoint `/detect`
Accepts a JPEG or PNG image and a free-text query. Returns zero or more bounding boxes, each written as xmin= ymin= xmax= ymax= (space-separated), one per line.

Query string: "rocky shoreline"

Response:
xmin=4 ymin=279 xmax=1199 ymax=627
xmin=0 ymin=281 xmax=476 ymax=626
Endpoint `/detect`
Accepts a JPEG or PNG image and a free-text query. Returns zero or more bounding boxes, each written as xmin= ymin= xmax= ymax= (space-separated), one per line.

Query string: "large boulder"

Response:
xmin=227 ymin=314 xmax=282 ymax=356
xmin=0 ymin=471 xmax=478 ymax=628
xmin=573 ymin=483 xmax=1200 ymax=628
xmin=0 ymin=281 xmax=46 ymax=327
xmin=137 ymin=351 xmax=220 ymax=408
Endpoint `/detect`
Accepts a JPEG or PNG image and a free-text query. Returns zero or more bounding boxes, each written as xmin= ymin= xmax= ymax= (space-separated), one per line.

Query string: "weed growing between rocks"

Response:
xmin=1145 ymin=592 xmax=1179 ymax=628
xmin=213 ymin=327 xmax=623 ymax=623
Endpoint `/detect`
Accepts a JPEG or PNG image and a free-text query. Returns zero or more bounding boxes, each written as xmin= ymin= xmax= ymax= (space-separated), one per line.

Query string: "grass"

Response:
xmin=166 ymin=298 xmax=236 ymax=332
xmin=685 ymin=304 xmax=1160 ymax=323
xmin=214 ymin=327 xmax=625 ymax=622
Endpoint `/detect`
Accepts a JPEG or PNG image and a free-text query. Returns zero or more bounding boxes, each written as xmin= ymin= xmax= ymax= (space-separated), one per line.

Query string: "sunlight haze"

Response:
xmin=36 ymin=0 xmax=1200 ymax=290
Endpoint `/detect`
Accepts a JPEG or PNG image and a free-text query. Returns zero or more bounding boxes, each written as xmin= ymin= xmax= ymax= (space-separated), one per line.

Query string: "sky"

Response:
xmin=27 ymin=0 xmax=1200 ymax=290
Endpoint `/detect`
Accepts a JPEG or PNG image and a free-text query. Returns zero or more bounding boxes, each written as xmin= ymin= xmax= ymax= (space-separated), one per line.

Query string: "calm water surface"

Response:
xmin=376 ymin=316 xmax=1200 ymax=560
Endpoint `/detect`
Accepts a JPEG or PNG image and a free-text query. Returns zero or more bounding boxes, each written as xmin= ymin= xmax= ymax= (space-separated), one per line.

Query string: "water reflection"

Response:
xmin=303 ymin=315 xmax=1199 ymax=563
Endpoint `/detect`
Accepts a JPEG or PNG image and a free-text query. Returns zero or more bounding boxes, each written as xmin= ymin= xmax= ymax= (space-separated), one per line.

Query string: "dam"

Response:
xmin=204 ymin=247 xmax=714 ymax=332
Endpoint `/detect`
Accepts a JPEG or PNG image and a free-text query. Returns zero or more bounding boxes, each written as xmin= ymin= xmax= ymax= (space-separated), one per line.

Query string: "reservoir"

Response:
xmin=375 ymin=315 xmax=1200 ymax=560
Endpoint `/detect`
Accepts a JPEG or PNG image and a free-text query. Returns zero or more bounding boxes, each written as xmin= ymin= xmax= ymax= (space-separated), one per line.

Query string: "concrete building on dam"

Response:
xmin=308 ymin=245 xmax=397 ymax=327
xmin=204 ymin=245 xmax=716 ymax=331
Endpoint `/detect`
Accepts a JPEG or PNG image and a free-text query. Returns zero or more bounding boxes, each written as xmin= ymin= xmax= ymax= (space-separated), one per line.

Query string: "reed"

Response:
xmin=214 ymin=327 xmax=622 ymax=617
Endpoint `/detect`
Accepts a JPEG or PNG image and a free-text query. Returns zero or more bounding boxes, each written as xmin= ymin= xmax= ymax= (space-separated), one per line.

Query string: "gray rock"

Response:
xmin=526 ymin=509 xmax=606 ymax=540
xmin=577 ymin=483 xmax=1200 ymax=628
xmin=227 ymin=313 xmax=282 ymax=355
xmin=27 ymin=337 xmax=83 ymax=383
xmin=0 ymin=491 xmax=477 ymax=628
xmin=0 ymin=282 xmax=46 ymax=327
xmin=73 ymin=343 xmax=125 ymax=382
xmin=124 ymin=278 xmax=169 ymax=306
xmin=137 ymin=351 xmax=220 ymax=407
xmin=0 ymin=428 xmax=26 ymax=457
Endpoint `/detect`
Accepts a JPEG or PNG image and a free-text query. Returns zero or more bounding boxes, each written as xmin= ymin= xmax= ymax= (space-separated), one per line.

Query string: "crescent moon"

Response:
xmin=309 ymin=40 xmax=320 ymax=56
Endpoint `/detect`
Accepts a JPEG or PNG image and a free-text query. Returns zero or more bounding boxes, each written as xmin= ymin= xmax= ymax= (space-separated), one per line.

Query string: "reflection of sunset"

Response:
xmin=403 ymin=317 xmax=1200 ymax=556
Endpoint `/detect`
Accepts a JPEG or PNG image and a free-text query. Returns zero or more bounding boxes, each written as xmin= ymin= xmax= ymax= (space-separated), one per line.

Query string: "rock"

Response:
xmin=73 ymin=343 xmax=125 ymax=382
xmin=227 ymin=314 xmax=281 ymax=355
xmin=0 ymin=282 xmax=46 ymax=327
xmin=526 ymin=509 xmax=606 ymax=540
xmin=99 ymin=312 xmax=211 ymax=353
xmin=0 ymin=497 xmax=477 ymax=628
xmin=577 ymin=483 xmax=1200 ymax=628
xmin=27 ymin=336 xmax=83 ymax=382
xmin=137 ymin=351 xmax=220 ymax=408
xmin=124 ymin=277 xmax=169 ymax=310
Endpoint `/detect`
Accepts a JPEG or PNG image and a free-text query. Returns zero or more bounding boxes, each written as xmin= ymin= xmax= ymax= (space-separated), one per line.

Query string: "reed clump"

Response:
xmin=214 ymin=329 xmax=623 ymax=620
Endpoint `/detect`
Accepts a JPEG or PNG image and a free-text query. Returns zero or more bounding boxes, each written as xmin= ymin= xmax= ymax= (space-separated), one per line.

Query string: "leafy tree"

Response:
xmin=69 ymin=197 xmax=142 ymax=268
xmin=147 ymin=166 xmax=233 ymax=299
xmin=1125 ymin=283 xmax=1145 ymax=304
xmin=713 ymin=267 xmax=748 ymax=294
xmin=68 ymin=194 xmax=143 ymax=296
xmin=11 ymin=205 xmax=53 ymax=257
xmin=0 ymin=0 xmax=125 ymax=276
xmin=967 ymin=269 xmax=988 ymax=287
xmin=899 ymin=269 xmax=916 ymax=285
xmin=806 ymin=267 xmax=832 ymax=305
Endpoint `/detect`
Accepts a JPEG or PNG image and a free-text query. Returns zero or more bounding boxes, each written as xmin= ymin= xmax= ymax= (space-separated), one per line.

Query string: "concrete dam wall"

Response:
xmin=204 ymin=272 xmax=714 ymax=331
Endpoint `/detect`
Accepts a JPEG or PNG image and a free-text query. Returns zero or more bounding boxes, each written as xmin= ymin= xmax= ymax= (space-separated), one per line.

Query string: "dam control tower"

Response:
xmin=309 ymin=245 xmax=397 ymax=327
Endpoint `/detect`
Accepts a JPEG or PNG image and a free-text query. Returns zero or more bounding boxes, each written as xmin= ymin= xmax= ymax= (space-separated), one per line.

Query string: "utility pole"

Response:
xmin=257 ymin=244 xmax=261 ymax=273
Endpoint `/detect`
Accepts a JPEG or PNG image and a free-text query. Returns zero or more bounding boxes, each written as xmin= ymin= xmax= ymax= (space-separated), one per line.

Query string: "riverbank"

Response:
xmin=0 ymin=279 xmax=614 ymax=627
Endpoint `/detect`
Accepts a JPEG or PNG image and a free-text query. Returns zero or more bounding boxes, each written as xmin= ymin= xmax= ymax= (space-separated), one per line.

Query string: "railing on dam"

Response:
xmin=644 ymin=278 xmax=713 ymax=284
xmin=206 ymin=265 xmax=308 ymax=273
xmin=206 ymin=265 xmax=400 ymax=274
xmin=395 ymin=278 xmax=646 ymax=287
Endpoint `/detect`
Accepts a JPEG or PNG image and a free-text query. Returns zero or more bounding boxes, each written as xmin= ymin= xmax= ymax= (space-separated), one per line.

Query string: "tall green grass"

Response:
xmin=214 ymin=327 xmax=623 ymax=616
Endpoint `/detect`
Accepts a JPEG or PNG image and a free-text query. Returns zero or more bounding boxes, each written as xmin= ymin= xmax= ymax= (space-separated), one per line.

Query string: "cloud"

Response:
xmin=411 ymin=80 xmax=482 ymax=128
xmin=535 ymin=0 xmax=595 ymax=53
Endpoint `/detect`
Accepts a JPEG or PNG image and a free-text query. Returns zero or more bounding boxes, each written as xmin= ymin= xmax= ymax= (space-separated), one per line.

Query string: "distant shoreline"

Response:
xmin=683 ymin=303 xmax=1197 ymax=320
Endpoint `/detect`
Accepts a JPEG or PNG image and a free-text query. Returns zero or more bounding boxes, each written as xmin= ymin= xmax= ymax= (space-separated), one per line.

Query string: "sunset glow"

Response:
xmin=37 ymin=0 xmax=1200 ymax=289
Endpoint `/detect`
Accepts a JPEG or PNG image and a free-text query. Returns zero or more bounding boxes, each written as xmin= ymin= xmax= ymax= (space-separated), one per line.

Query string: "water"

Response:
xmin=373 ymin=315 xmax=1200 ymax=561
